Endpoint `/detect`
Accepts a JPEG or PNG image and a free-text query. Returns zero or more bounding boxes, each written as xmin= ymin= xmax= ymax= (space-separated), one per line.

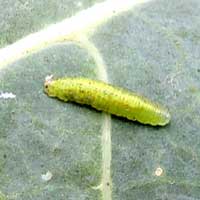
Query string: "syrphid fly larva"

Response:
xmin=44 ymin=75 xmax=171 ymax=126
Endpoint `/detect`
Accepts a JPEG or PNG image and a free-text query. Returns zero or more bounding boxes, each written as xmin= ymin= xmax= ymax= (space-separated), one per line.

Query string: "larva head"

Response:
xmin=145 ymin=104 xmax=171 ymax=126
xmin=134 ymin=100 xmax=171 ymax=126
xmin=44 ymin=75 xmax=57 ymax=97
xmin=153 ymin=107 xmax=171 ymax=126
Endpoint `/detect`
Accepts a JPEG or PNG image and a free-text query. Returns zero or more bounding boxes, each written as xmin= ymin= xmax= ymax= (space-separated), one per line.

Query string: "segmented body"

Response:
xmin=44 ymin=76 xmax=170 ymax=126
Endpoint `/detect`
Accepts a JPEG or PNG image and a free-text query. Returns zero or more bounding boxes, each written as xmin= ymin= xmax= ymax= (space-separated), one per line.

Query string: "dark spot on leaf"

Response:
xmin=53 ymin=147 xmax=62 ymax=156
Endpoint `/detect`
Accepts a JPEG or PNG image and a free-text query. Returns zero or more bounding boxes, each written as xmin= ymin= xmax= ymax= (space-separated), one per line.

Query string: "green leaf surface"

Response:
xmin=1 ymin=0 xmax=200 ymax=199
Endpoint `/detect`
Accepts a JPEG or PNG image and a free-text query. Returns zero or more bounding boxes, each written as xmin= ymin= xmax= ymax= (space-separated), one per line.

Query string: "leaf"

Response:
xmin=1 ymin=0 xmax=200 ymax=199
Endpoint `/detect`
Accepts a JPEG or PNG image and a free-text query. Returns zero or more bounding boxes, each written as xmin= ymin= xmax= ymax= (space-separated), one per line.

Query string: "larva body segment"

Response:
xmin=44 ymin=76 xmax=170 ymax=126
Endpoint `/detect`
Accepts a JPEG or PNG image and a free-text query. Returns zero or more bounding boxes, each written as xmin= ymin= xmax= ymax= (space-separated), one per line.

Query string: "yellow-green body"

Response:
xmin=44 ymin=76 xmax=170 ymax=126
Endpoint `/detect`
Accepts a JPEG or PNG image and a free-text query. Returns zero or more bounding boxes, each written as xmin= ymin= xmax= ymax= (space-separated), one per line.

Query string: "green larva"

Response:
xmin=44 ymin=75 xmax=170 ymax=126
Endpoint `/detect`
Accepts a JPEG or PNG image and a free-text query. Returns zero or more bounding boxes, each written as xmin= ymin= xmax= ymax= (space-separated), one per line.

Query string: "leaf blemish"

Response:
xmin=155 ymin=167 xmax=164 ymax=176
xmin=0 ymin=92 xmax=16 ymax=99
xmin=41 ymin=171 xmax=53 ymax=182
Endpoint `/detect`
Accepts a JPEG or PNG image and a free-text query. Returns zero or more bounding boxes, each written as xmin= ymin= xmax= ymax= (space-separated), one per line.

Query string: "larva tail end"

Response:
xmin=44 ymin=75 xmax=54 ymax=95
xmin=45 ymin=75 xmax=54 ymax=86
